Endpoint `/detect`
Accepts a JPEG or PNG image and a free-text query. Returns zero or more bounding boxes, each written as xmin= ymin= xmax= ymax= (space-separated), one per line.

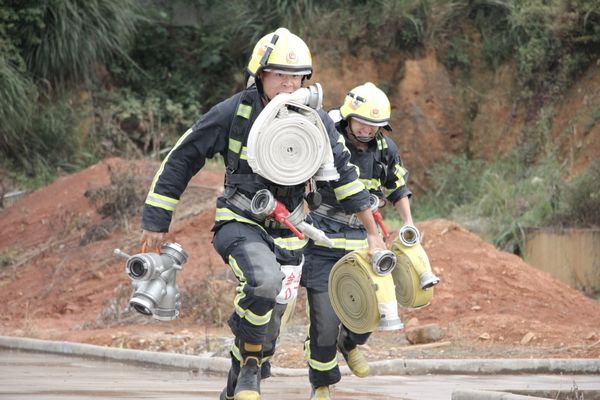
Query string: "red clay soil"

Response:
xmin=0 ymin=158 xmax=599 ymax=366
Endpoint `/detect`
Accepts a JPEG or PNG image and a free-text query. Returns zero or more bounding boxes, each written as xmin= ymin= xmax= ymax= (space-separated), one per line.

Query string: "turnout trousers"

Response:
xmin=301 ymin=241 xmax=371 ymax=388
xmin=213 ymin=220 xmax=303 ymax=350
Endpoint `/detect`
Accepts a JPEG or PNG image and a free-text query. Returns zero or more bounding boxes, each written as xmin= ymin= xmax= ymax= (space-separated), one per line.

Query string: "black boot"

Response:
xmin=220 ymin=357 xmax=271 ymax=399
xmin=260 ymin=360 xmax=271 ymax=379
xmin=234 ymin=342 xmax=262 ymax=400
xmin=219 ymin=356 xmax=240 ymax=400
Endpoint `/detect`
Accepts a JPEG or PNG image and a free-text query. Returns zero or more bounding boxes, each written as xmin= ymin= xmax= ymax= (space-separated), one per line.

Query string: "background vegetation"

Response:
xmin=1 ymin=0 xmax=599 ymax=253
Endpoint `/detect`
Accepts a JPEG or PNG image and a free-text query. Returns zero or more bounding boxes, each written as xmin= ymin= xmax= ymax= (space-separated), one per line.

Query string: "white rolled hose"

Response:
xmin=247 ymin=84 xmax=339 ymax=185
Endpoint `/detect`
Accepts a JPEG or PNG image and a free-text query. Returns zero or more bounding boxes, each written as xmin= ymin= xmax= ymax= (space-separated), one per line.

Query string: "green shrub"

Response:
xmin=472 ymin=1 xmax=515 ymax=69
xmin=415 ymin=153 xmax=486 ymax=219
xmin=90 ymin=88 xmax=200 ymax=160
xmin=556 ymin=160 xmax=600 ymax=227
xmin=414 ymin=152 xmax=566 ymax=254
xmin=441 ymin=36 xmax=471 ymax=72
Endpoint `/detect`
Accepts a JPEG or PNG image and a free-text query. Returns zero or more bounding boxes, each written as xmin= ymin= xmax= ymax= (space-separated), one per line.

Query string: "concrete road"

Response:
xmin=1 ymin=349 xmax=599 ymax=400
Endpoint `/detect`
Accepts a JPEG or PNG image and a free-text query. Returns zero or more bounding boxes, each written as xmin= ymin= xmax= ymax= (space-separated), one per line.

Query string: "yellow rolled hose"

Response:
xmin=279 ymin=296 xmax=297 ymax=333
xmin=328 ymin=249 xmax=397 ymax=334
xmin=390 ymin=238 xmax=433 ymax=308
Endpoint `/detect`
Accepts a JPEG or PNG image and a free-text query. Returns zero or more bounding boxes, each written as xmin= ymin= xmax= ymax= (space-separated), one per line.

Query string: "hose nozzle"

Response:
xmin=399 ymin=225 xmax=420 ymax=247
xmin=372 ymin=250 xmax=396 ymax=276
xmin=251 ymin=189 xmax=305 ymax=239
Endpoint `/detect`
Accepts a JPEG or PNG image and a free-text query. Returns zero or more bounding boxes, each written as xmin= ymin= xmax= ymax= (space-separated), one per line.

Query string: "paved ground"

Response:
xmin=2 ymin=349 xmax=599 ymax=400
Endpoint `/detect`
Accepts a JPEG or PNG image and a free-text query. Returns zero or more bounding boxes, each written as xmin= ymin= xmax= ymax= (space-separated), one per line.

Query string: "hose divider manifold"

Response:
xmin=114 ymin=242 xmax=188 ymax=321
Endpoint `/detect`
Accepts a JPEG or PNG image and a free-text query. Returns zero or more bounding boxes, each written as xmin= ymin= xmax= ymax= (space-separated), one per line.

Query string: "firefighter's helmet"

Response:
xmin=247 ymin=27 xmax=312 ymax=78
xmin=340 ymin=82 xmax=391 ymax=128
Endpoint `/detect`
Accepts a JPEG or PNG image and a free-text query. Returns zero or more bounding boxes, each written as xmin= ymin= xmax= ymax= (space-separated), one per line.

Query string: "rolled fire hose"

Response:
xmin=328 ymin=249 xmax=401 ymax=334
xmin=390 ymin=227 xmax=433 ymax=308
xmin=247 ymin=84 xmax=339 ymax=185
xmin=279 ymin=296 xmax=296 ymax=334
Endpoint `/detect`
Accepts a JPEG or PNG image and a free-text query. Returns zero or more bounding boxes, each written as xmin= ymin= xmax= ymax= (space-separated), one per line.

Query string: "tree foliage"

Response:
xmin=6 ymin=0 xmax=138 ymax=89
xmin=0 ymin=0 xmax=138 ymax=178
xmin=1 ymin=0 xmax=599 ymax=201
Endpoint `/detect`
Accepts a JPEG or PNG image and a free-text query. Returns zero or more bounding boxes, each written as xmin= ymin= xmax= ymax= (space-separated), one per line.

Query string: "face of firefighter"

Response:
xmin=348 ymin=117 xmax=380 ymax=145
xmin=260 ymin=71 xmax=303 ymax=100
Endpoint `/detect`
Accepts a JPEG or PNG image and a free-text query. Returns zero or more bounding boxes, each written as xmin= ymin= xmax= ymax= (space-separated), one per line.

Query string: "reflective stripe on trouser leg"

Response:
xmin=213 ymin=222 xmax=285 ymax=344
xmin=263 ymin=302 xmax=287 ymax=359
xmin=305 ymin=288 xmax=342 ymax=388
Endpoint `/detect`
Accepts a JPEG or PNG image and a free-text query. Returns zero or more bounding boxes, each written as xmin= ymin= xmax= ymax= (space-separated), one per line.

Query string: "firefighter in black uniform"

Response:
xmin=139 ymin=30 xmax=386 ymax=400
xmin=301 ymin=82 xmax=440 ymax=400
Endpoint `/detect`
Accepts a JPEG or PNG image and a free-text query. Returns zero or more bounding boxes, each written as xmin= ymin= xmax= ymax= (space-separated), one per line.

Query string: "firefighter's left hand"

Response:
xmin=366 ymin=233 xmax=386 ymax=258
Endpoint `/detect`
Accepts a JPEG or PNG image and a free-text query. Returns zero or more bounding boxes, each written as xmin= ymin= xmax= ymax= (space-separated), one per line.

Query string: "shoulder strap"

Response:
xmin=226 ymin=89 xmax=256 ymax=175
xmin=375 ymin=134 xmax=389 ymax=163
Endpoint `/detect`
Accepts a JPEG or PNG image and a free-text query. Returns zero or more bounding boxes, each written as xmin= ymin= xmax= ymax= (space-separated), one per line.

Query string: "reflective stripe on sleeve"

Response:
xmin=359 ymin=178 xmax=381 ymax=191
xmin=394 ymin=164 xmax=407 ymax=186
xmin=333 ymin=179 xmax=365 ymax=201
xmin=145 ymin=192 xmax=179 ymax=211
xmin=383 ymin=165 xmax=407 ymax=196
xmin=147 ymin=127 xmax=194 ymax=201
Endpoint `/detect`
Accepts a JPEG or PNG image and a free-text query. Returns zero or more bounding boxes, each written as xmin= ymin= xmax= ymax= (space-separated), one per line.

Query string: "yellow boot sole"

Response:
xmin=234 ymin=390 xmax=260 ymax=400
xmin=311 ymin=386 xmax=331 ymax=400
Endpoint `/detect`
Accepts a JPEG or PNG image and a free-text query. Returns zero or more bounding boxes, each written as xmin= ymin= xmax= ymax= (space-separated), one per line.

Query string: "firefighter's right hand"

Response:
xmin=141 ymin=229 xmax=164 ymax=252
xmin=366 ymin=232 xmax=386 ymax=258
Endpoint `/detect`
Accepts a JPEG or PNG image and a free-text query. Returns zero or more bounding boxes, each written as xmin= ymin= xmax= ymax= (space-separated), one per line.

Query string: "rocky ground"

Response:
xmin=1 ymin=158 xmax=599 ymax=370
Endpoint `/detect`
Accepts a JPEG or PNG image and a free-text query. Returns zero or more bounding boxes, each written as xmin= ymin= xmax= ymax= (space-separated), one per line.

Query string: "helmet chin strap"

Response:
xmin=352 ymin=133 xmax=375 ymax=143
xmin=348 ymin=124 xmax=377 ymax=143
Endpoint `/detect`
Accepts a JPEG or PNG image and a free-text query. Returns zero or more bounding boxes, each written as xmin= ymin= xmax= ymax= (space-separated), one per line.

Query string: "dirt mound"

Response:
xmin=0 ymin=158 xmax=599 ymax=364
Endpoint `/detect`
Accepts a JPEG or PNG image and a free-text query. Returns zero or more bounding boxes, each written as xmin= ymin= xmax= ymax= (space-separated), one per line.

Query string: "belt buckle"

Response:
xmin=264 ymin=218 xmax=278 ymax=229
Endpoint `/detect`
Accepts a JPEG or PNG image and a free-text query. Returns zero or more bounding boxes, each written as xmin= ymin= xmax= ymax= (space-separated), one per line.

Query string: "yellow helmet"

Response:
xmin=339 ymin=82 xmax=391 ymax=128
xmin=247 ymin=27 xmax=312 ymax=78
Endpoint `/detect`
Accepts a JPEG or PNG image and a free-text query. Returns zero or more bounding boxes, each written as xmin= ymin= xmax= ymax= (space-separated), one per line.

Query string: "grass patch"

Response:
xmin=0 ymin=250 xmax=16 ymax=268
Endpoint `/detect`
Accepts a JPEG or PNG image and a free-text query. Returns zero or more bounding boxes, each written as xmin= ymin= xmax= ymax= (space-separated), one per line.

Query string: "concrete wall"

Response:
xmin=524 ymin=228 xmax=600 ymax=297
